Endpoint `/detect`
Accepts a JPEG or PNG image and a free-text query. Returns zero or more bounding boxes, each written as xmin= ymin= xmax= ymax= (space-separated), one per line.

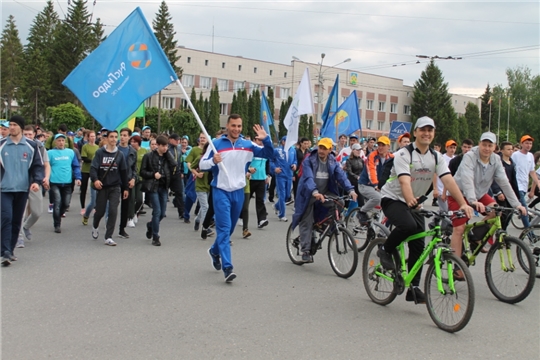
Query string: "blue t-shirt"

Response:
xmin=48 ymin=148 xmax=79 ymax=184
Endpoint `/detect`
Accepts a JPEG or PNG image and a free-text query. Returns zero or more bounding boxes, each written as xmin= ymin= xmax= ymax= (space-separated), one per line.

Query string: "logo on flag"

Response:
xmin=128 ymin=43 xmax=152 ymax=69
xmin=321 ymin=90 xmax=361 ymax=140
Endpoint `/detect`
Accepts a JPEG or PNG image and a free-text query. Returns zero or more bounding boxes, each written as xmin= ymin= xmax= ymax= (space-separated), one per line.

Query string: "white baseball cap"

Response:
xmin=414 ymin=116 xmax=436 ymax=129
xmin=480 ymin=132 xmax=497 ymax=143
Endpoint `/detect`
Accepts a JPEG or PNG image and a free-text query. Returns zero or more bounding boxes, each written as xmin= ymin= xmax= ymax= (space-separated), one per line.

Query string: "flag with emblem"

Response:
xmin=62 ymin=7 xmax=177 ymax=130
xmin=320 ymin=74 xmax=339 ymax=129
xmin=321 ymin=90 xmax=361 ymax=141
xmin=260 ymin=92 xmax=275 ymax=140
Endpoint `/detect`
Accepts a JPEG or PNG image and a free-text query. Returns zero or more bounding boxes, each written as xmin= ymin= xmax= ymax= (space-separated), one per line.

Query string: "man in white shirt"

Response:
xmin=511 ymin=135 xmax=540 ymax=228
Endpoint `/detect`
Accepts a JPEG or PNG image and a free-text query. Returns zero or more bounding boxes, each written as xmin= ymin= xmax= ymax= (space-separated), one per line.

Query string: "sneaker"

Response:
xmin=258 ymin=219 xmax=269 ymax=229
xmin=184 ymin=218 xmax=191 ymax=224
xmin=80 ymin=209 xmax=85 ymax=216
xmin=91 ymin=227 xmax=99 ymax=240
xmin=48 ymin=204 xmax=53 ymax=213
xmin=146 ymin=223 xmax=152 ymax=240
xmin=201 ymin=228 xmax=208 ymax=240
xmin=127 ymin=219 xmax=135 ymax=228
xmin=133 ymin=216 xmax=138 ymax=224
xmin=104 ymin=238 xmax=117 ymax=246
xmin=82 ymin=216 xmax=89 ymax=226
xmin=302 ymin=252 xmax=313 ymax=263
xmin=208 ymin=248 xmax=221 ymax=271
xmin=224 ymin=268 xmax=236 ymax=283
xmin=278 ymin=217 xmax=288 ymax=222
xmin=138 ymin=210 xmax=146 ymax=215
xmin=237 ymin=219 xmax=243 ymax=227
xmin=16 ymin=237 xmax=24 ymax=248
xmin=377 ymin=248 xmax=395 ymax=270
xmin=209 ymin=221 xmax=215 ymax=228
xmin=194 ymin=220 xmax=200 ymax=231
xmin=242 ymin=229 xmax=251 ymax=238
xmin=206 ymin=228 xmax=215 ymax=237
xmin=118 ymin=230 xmax=130 ymax=239
xmin=272 ymin=204 xmax=279 ymax=215
xmin=357 ymin=211 xmax=369 ymax=224
xmin=54 ymin=226 xmax=61 ymax=233
xmin=9 ymin=254 xmax=17 ymax=261
xmin=285 ymin=199 xmax=294 ymax=205
xmin=152 ymin=236 xmax=161 ymax=246
xmin=22 ymin=227 xmax=32 ymax=241
xmin=62 ymin=213 xmax=66 ymax=218
xmin=406 ymin=287 xmax=426 ymax=304
xmin=2 ymin=253 xmax=12 ymax=266
xmin=432 ymin=199 xmax=438 ymax=207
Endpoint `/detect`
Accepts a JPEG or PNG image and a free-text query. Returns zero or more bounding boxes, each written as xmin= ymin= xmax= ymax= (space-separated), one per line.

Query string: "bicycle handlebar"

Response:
xmin=414 ymin=209 xmax=466 ymax=219
xmin=484 ymin=205 xmax=521 ymax=215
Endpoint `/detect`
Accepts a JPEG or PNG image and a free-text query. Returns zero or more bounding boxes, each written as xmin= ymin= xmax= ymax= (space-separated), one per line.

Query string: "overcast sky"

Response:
xmin=2 ymin=1 xmax=539 ymax=97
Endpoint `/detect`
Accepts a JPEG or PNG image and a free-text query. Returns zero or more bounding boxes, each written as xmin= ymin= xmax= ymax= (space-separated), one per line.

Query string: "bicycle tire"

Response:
xmin=511 ymin=212 xmax=530 ymax=230
xmin=424 ymin=252 xmax=475 ymax=333
xmin=485 ymin=236 xmax=536 ymax=304
xmin=518 ymin=225 xmax=540 ymax=278
xmin=327 ymin=226 xmax=358 ymax=278
xmin=286 ymin=223 xmax=304 ymax=266
xmin=345 ymin=208 xmax=370 ymax=252
xmin=362 ymin=237 xmax=397 ymax=305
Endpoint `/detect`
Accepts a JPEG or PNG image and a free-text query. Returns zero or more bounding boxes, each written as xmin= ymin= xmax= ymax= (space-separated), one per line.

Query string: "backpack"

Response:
xmin=378 ymin=143 xmax=438 ymax=194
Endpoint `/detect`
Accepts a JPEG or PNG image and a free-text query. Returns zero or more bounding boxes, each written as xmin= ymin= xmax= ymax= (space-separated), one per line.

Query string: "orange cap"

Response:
xmin=445 ymin=140 xmax=457 ymax=148
xmin=397 ymin=132 xmax=410 ymax=143
xmin=520 ymin=135 xmax=534 ymax=143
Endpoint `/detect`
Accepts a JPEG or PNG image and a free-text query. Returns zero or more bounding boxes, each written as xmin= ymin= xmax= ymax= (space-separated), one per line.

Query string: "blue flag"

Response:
xmin=321 ymin=90 xmax=361 ymax=140
xmin=260 ymin=91 xmax=274 ymax=137
xmin=320 ymin=74 xmax=339 ymax=134
xmin=62 ymin=7 xmax=178 ymax=130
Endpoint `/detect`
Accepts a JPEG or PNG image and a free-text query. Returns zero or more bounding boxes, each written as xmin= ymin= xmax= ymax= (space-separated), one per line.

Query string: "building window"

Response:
xmin=403 ymin=105 xmax=411 ymax=115
xmin=390 ymin=103 xmax=397 ymax=113
xmin=250 ymin=83 xmax=260 ymax=94
xmin=366 ymin=120 xmax=373 ymax=129
xmin=269 ymin=70 xmax=273 ymax=76
xmin=238 ymin=65 xmax=242 ymax=71
xmin=254 ymin=67 xmax=257 ymax=74
xmin=200 ymin=76 xmax=211 ymax=89
xmin=358 ymin=98 xmax=362 ymax=109
xmin=219 ymin=103 xmax=228 ymax=116
xmin=366 ymin=100 xmax=373 ymax=110
xmin=205 ymin=59 xmax=208 ymax=66
xmin=234 ymin=81 xmax=245 ymax=91
xmin=378 ymin=101 xmax=386 ymax=112
xmin=144 ymin=98 xmax=152 ymax=107
xmin=377 ymin=121 xmax=384 ymax=131
xmin=342 ymin=96 xmax=347 ymax=103
xmin=217 ymin=79 xmax=228 ymax=92
xmin=182 ymin=74 xmax=194 ymax=87
xmin=181 ymin=99 xmax=189 ymax=108
xmin=187 ymin=57 xmax=191 ymax=64
xmin=284 ymin=72 xmax=287 ymax=78
xmin=280 ymin=87 xmax=290 ymax=99
xmin=162 ymin=97 xmax=174 ymax=110
xmin=222 ymin=62 xmax=225 ymax=69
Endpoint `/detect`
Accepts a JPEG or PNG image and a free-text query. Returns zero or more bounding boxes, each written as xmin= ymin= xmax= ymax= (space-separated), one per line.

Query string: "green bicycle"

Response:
xmin=457 ymin=206 xmax=536 ymax=304
xmin=363 ymin=209 xmax=474 ymax=333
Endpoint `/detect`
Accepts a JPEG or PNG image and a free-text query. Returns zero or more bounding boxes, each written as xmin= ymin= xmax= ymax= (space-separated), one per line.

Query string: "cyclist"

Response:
xmin=377 ymin=116 xmax=473 ymax=303
xmin=449 ymin=132 xmax=526 ymax=273
xmin=291 ymin=138 xmax=357 ymax=263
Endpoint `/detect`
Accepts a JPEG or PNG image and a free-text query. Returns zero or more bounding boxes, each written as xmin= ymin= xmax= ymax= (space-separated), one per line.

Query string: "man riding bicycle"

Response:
xmin=377 ymin=117 xmax=473 ymax=303
xmin=291 ymin=138 xmax=357 ymax=263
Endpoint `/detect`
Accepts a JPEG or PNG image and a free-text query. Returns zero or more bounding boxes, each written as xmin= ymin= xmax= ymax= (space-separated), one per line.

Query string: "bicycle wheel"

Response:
xmin=511 ymin=212 xmax=531 ymax=230
xmin=485 ymin=236 xmax=536 ymax=304
xmin=345 ymin=208 xmax=370 ymax=252
xmin=327 ymin=226 xmax=358 ymax=278
xmin=362 ymin=237 xmax=397 ymax=305
xmin=518 ymin=225 xmax=540 ymax=278
xmin=286 ymin=223 xmax=304 ymax=265
xmin=424 ymin=252 xmax=475 ymax=333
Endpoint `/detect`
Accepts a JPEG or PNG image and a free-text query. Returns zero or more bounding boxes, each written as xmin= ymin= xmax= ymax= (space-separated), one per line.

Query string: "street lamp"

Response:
xmin=292 ymin=54 xmax=351 ymax=127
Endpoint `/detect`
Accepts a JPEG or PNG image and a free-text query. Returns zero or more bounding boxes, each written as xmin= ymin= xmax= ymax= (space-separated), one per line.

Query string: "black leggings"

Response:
xmin=202 ymin=188 xmax=214 ymax=229
xmin=80 ymin=172 xmax=90 ymax=208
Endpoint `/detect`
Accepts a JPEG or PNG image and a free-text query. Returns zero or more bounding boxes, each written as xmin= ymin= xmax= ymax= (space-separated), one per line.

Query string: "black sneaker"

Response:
xmin=2 ymin=253 xmax=11 ymax=266
xmin=357 ymin=211 xmax=369 ymax=224
xmin=184 ymin=218 xmax=191 ymax=224
xmin=146 ymin=223 xmax=152 ymax=240
xmin=138 ymin=210 xmax=147 ymax=215
xmin=285 ymin=199 xmax=294 ymax=205
xmin=224 ymin=267 xmax=236 ymax=283
xmin=302 ymin=252 xmax=313 ymax=263
xmin=432 ymin=199 xmax=438 ymax=207
xmin=377 ymin=248 xmax=395 ymax=270
xmin=201 ymin=228 xmax=208 ymax=240
xmin=152 ymin=236 xmax=161 ymax=246
xmin=118 ymin=230 xmax=130 ymax=239
xmin=194 ymin=220 xmax=200 ymax=231
xmin=208 ymin=248 xmax=221 ymax=271
xmin=54 ymin=226 xmax=61 ymax=233
xmin=406 ymin=287 xmax=426 ymax=304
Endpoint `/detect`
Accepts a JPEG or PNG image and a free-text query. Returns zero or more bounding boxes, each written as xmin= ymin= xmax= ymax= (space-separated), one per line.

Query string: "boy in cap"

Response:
xmin=433 ymin=139 xmax=457 ymax=212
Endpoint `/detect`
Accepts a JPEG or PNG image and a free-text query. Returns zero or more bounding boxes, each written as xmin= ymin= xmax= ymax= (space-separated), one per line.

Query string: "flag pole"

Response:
xmin=174 ymin=79 xmax=228 ymax=176
xmin=488 ymin=100 xmax=492 ymax=131
xmin=497 ymin=98 xmax=501 ymax=141
xmin=506 ymin=94 xmax=510 ymax=141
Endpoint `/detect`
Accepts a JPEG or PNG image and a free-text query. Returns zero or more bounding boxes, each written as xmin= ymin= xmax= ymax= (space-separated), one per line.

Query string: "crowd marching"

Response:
xmin=1 ymin=114 xmax=539 ymax=289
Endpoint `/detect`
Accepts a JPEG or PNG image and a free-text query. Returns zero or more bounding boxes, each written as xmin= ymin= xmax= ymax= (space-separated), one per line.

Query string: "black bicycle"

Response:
xmin=286 ymin=195 xmax=358 ymax=278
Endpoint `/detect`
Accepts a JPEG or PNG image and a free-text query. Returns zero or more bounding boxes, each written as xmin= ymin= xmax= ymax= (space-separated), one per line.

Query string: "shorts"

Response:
xmin=447 ymin=193 xmax=496 ymax=227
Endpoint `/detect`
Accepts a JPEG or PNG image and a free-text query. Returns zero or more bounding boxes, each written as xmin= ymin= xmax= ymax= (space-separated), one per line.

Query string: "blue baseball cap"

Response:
xmin=142 ymin=126 xmax=151 ymax=131
xmin=0 ymin=121 xmax=8 ymax=128
xmin=54 ymin=133 xmax=66 ymax=140
xmin=281 ymin=136 xmax=287 ymax=142
xmin=131 ymin=132 xmax=140 ymax=137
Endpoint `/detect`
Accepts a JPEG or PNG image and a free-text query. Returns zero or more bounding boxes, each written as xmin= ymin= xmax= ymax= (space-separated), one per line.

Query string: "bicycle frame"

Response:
xmin=311 ymin=198 xmax=347 ymax=253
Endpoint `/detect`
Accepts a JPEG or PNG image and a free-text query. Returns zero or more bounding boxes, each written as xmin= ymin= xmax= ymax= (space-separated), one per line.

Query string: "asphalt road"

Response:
xmin=2 ymin=196 xmax=539 ymax=359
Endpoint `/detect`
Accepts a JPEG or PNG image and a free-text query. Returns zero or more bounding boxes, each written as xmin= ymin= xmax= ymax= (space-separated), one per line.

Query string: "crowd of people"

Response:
xmin=1 ymin=114 xmax=539 ymax=288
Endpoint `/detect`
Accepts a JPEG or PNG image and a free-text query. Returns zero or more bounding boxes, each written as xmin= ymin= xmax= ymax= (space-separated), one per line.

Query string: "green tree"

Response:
xmin=152 ymin=0 xmax=182 ymax=77
xmin=480 ymin=84 xmax=497 ymax=131
xmin=48 ymin=102 xmax=86 ymax=130
xmin=457 ymin=115 xmax=469 ymax=144
xmin=278 ymin=96 xmax=292 ymax=138
xmin=252 ymin=89 xmax=261 ymax=137
xmin=267 ymin=87 xmax=278 ymax=143
xmin=247 ymin=92 xmax=256 ymax=138
xmin=411 ymin=59 xmax=457 ymax=145
xmin=308 ymin=116 xmax=314 ymax=142
xmin=299 ymin=115 xmax=309 ymax=139
xmin=189 ymin=87 xmax=197 ymax=111
xmin=464 ymin=102 xmax=482 ymax=143
xmin=230 ymin=93 xmax=238 ymax=114
xmin=89 ymin=17 xmax=105 ymax=51
xmin=171 ymin=109 xmax=199 ymax=140
xmin=0 ymin=15 xmax=24 ymax=119
xmin=206 ymin=85 xmax=220 ymax=137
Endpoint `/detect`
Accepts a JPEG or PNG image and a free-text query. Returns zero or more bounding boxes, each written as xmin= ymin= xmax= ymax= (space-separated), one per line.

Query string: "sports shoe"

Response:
xmin=16 ymin=237 xmax=24 ymax=248
xmin=208 ymin=248 xmax=221 ymax=271
xmin=152 ymin=236 xmax=161 ymax=246
xmin=242 ymin=229 xmax=251 ymax=238
xmin=377 ymin=247 xmax=395 ymax=270
xmin=302 ymin=252 xmax=313 ymax=263
xmin=272 ymin=204 xmax=279 ymax=215
xmin=62 ymin=213 xmax=66 ymax=218
xmin=432 ymin=199 xmax=438 ymax=207
xmin=224 ymin=267 xmax=236 ymax=283
xmin=127 ymin=219 xmax=135 ymax=228
xmin=237 ymin=219 xmax=243 ymax=227
xmin=206 ymin=228 xmax=215 ymax=237
xmin=133 ymin=216 xmax=138 ymax=224
xmin=82 ymin=216 xmax=89 ymax=226
xmin=48 ymin=204 xmax=53 ymax=213
xmin=2 ymin=253 xmax=12 ymax=266
xmin=54 ymin=226 xmax=61 ymax=233
xmin=406 ymin=287 xmax=426 ymax=304
xmin=118 ymin=230 xmax=130 ymax=239
xmin=22 ymin=227 xmax=32 ymax=241
xmin=279 ymin=217 xmax=288 ymax=222
xmin=285 ymin=199 xmax=294 ymax=205
xmin=357 ymin=211 xmax=369 ymax=224
xmin=201 ymin=228 xmax=208 ymax=240
xmin=184 ymin=218 xmax=191 ymax=224
xmin=91 ymin=227 xmax=99 ymax=240
xmin=104 ymin=238 xmax=117 ymax=246
xmin=194 ymin=220 xmax=200 ymax=231
xmin=146 ymin=223 xmax=152 ymax=240
xmin=258 ymin=219 xmax=269 ymax=229
xmin=138 ymin=210 xmax=146 ymax=215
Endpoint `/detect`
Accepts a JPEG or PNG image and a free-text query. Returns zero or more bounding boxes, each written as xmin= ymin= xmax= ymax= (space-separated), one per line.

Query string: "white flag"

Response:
xmin=284 ymin=68 xmax=314 ymax=158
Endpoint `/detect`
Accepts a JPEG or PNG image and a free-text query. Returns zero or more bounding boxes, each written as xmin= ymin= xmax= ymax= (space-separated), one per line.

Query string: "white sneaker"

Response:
xmin=133 ymin=216 xmax=138 ymax=224
xmin=48 ymin=204 xmax=53 ymax=213
xmin=258 ymin=219 xmax=269 ymax=229
xmin=104 ymin=238 xmax=117 ymax=246
xmin=237 ymin=219 xmax=243 ymax=227
xmin=127 ymin=219 xmax=136 ymax=228
xmin=279 ymin=217 xmax=288 ymax=222
xmin=91 ymin=227 xmax=99 ymax=240
xmin=16 ymin=237 xmax=24 ymax=248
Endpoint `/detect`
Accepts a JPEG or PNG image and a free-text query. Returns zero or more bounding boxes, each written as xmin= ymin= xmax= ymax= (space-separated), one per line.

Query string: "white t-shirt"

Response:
xmin=511 ymin=151 xmax=535 ymax=192
xmin=436 ymin=153 xmax=454 ymax=194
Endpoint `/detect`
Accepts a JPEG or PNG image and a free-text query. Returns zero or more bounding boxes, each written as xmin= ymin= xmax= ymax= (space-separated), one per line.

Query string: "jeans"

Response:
xmin=148 ymin=187 xmax=168 ymax=237
xmin=50 ymin=184 xmax=73 ymax=227
xmin=83 ymin=187 xmax=97 ymax=218
xmin=93 ymin=186 xmax=121 ymax=239
xmin=518 ymin=191 xmax=531 ymax=228
xmin=1 ymin=191 xmax=29 ymax=257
